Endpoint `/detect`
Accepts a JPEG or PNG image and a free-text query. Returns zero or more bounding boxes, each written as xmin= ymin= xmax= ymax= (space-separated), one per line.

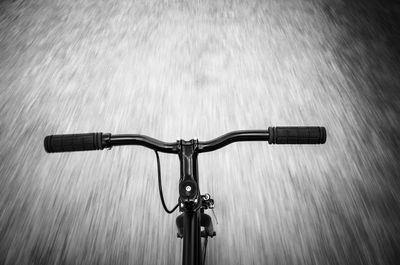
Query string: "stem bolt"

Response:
xmin=185 ymin=186 xmax=192 ymax=192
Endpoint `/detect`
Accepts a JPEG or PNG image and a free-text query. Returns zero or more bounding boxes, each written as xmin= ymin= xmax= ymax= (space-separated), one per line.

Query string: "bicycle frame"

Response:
xmin=44 ymin=127 xmax=326 ymax=265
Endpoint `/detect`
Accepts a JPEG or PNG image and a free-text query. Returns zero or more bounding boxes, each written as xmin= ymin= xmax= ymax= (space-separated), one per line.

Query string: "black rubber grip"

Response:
xmin=268 ymin=127 xmax=326 ymax=144
xmin=44 ymin=133 xmax=110 ymax=153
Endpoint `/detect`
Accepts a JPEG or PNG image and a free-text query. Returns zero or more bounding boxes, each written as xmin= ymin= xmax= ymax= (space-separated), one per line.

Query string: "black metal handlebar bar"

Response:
xmin=197 ymin=130 xmax=270 ymax=152
xmin=108 ymin=134 xmax=178 ymax=153
xmin=44 ymin=127 xmax=326 ymax=154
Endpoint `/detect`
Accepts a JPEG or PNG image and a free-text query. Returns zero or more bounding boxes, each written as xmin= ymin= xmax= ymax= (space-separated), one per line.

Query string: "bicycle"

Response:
xmin=44 ymin=126 xmax=326 ymax=265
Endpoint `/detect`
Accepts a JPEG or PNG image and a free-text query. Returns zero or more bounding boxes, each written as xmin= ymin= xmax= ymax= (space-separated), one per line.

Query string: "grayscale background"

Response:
xmin=1 ymin=0 xmax=399 ymax=264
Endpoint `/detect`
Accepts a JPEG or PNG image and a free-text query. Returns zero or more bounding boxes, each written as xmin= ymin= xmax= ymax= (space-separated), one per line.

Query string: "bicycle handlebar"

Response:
xmin=44 ymin=127 xmax=326 ymax=153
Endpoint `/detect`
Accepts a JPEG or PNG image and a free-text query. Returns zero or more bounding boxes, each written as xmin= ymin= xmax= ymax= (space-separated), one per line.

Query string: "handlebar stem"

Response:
xmin=177 ymin=139 xmax=201 ymax=210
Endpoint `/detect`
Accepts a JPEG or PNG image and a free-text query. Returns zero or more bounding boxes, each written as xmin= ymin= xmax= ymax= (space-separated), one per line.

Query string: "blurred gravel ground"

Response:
xmin=0 ymin=0 xmax=399 ymax=264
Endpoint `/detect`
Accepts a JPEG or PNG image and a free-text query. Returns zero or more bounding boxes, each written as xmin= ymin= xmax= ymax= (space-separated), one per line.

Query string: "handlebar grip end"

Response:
xmin=44 ymin=135 xmax=52 ymax=153
xmin=268 ymin=127 xmax=326 ymax=144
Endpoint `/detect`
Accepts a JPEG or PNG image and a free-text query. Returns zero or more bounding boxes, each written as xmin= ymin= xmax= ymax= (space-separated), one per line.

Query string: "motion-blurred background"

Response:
xmin=1 ymin=0 xmax=399 ymax=264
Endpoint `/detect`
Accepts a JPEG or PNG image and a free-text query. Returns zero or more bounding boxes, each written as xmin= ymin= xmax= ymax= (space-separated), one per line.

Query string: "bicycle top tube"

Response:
xmin=107 ymin=130 xmax=270 ymax=154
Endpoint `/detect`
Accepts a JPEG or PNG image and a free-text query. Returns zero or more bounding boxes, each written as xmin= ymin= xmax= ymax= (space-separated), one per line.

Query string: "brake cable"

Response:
xmin=202 ymin=237 xmax=208 ymax=265
xmin=154 ymin=150 xmax=179 ymax=214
